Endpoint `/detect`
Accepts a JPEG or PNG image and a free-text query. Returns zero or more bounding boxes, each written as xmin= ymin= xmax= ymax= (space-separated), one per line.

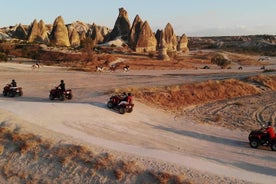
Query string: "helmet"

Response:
xmin=12 ymin=79 xmax=15 ymax=82
xmin=61 ymin=80 xmax=64 ymax=83
xmin=268 ymin=122 xmax=272 ymax=126
xmin=128 ymin=93 xmax=132 ymax=96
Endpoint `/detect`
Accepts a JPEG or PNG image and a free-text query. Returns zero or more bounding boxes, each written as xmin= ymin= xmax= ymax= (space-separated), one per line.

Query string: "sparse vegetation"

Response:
xmin=0 ymin=123 xmax=190 ymax=184
xmin=130 ymin=78 xmax=266 ymax=112
xmin=211 ymin=53 xmax=231 ymax=68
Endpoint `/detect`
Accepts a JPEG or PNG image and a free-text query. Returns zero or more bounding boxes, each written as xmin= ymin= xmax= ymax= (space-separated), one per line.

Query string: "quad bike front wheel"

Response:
xmin=3 ymin=91 xmax=7 ymax=96
xmin=67 ymin=94 xmax=73 ymax=100
xmin=119 ymin=107 xmax=126 ymax=114
xmin=249 ymin=139 xmax=260 ymax=148
xmin=59 ymin=94 xmax=65 ymax=101
xmin=271 ymin=142 xmax=276 ymax=151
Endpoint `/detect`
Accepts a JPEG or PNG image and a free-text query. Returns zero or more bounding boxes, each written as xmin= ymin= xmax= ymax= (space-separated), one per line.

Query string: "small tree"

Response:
xmin=211 ymin=53 xmax=231 ymax=68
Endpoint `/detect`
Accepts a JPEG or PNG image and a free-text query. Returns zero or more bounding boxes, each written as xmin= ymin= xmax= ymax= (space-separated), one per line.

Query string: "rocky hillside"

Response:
xmin=0 ymin=8 xmax=188 ymax=53
xmin=188 ymin=35 xmax=276 ymax=56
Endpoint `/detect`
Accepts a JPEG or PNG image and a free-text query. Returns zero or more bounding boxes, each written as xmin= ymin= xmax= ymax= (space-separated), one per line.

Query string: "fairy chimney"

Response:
xmin=135 ymin=21 xmax=157 ymax=52
xmin=50 ymin=16 xmax=70 ymax=46
xmin=13 ymin=24 xmax=28 ymax=40
xmin=128 ymin=15 xmax=143 ymax=50
xmin=177 ymin=34 xmax=189 ymax=52
xmin=106 ymin=7 xmax=130 ymax=41
xmin=163 ymin=23 xmax=177 ymax=51
xmin=28 ymin=19 xmax=49 ymax=43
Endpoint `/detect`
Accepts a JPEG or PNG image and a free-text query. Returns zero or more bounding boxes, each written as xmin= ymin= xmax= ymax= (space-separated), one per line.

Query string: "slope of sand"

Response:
xmin=0 ymin=61 xmax=276 ymax=184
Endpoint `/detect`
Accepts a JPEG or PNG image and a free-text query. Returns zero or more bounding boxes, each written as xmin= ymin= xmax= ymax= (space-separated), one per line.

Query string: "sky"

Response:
xmin=1 ymin=0 xmax=276 ymax=36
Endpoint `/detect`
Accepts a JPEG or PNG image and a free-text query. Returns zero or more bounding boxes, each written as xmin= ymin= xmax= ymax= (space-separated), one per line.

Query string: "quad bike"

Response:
xmin=49 ymin=87 xmax=72 ymax=101
xmin=107 ymin=94 xmax=134 ymax=114
xmin=3 ymin=84 xmax=23 ymax=97
xmin=248 ymin=127 xmax=276 ymax=151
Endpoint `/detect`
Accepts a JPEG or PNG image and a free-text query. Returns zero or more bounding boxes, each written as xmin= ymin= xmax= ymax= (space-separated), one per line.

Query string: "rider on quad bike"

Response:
xmin=3 ymin=80 xmax=23 ymax=97
xmin=107 ymin=92 xmax=134 ymax=114
xmin=49 ymin=80 xmax=72 ymax=101
xmin=248 ymin=122 xmax=276 ymax=151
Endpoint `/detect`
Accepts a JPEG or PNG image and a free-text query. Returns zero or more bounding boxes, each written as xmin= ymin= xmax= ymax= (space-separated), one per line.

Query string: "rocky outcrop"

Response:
xmin=91 ymin=24 xmax=104 ymax=43
xmin=106 ymin=8 xmax=130 ymax=41
xmin=13 ymin=24 xmax=28 ymax=40
xmin=128 ymin=15 xmax=143 ymax=50
xmin=163 ymin=23 xmax=177 ymax=51
xmin=135 ymin=21 xmax=157 ymax=52
xmin=155 ymin=29 xmax=163 ymax=49
xmin=158 ymin=38 xmax=170 ymax=61
xmin=69 ymin=28 xmax=80 ymax=47
xmin=177 ymin=34 xmax=189 ymax=52
xmin=28 ymin=19 xmax=49 ymax=43
xmin=50 ymin=16 xmax=70 ymax=46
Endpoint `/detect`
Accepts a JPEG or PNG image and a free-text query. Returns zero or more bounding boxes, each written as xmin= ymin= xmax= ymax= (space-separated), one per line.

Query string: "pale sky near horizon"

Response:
xmin=1 ymin=0 xmax=275 ymax=36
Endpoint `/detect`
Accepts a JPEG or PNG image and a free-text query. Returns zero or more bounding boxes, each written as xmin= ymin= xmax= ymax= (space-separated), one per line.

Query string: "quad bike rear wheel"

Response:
xmin=107 ymin=101 xmax=113 ymax=108
xmin=9 ymin=91 xmax=15 ymax=97
xmin=250 ymin=139 xmax=260 ymax=148
xmin=49 ymin=94 xmax=54 ymax=100
xmin=59 ymin=94 xmax=65 ymax=101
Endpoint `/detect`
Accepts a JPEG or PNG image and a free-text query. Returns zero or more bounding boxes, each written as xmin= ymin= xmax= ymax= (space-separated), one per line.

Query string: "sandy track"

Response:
xmin=0 ymin=62 xmax=276 ymax=184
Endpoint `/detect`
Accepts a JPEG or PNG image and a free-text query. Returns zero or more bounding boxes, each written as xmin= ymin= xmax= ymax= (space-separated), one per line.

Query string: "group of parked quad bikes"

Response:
xmin=2 ymin=80 xmax=134 ymax=115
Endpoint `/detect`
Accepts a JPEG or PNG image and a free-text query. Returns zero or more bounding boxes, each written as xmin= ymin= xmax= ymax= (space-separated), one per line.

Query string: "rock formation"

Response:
xmin=177 ymin=34 xmax=189 ymax=52
xmin=28 ymin=19 xmax=49 ymax=43
xmin=163 ymin=23 xmax=177 ymax=51
xmin=158 ymin=32 xmax=170 ymax=61
xmin=128 ymin=15 xmax=143 ymax=50
xmin=106 ymin=8 xmax=130 ymax=41
xmin=69 ymin=28 xmax=80 ymax=47
xmin=135 ymin=21 xmax=157 ymax=52
xmin=50 ymin=16 xmax=70 ymax=47
xmin=13 ymin=24 xmax=28 ymax=40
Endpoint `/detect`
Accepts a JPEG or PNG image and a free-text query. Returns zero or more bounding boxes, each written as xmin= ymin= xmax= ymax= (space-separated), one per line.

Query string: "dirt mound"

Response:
xmin=0 ymin=123 xmax=190 ymax=184
xmin=133 ymin=78 xmax=265 ymax=112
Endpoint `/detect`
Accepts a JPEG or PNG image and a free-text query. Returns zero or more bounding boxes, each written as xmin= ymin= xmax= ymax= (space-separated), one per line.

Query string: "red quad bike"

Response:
xmin=248 ymin=127 xmax=276 ymax=151
xmin=3 ymin=84 xmax=23 ymax=97
xmin=49 ymin=87 xmax=72 ymax=101
xmin=107 ymin=94 xmax=134 ymax=114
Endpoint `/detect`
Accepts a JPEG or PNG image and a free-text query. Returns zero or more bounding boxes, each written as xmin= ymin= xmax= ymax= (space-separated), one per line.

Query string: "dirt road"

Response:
xmin=0 ymin=62 xmax=276 ymax=184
